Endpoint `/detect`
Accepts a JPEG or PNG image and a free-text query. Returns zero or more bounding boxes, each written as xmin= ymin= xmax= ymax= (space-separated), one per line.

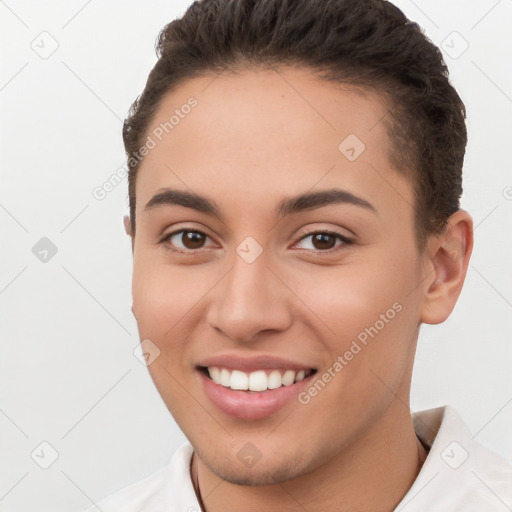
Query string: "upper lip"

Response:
xmin=197 ymin=354 xmax=316 ymax=373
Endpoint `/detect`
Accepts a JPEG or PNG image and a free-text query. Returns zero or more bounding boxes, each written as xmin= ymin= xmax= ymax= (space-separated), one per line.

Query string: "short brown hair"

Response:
xmin=123 ymin=0 xmax=467 ymax=249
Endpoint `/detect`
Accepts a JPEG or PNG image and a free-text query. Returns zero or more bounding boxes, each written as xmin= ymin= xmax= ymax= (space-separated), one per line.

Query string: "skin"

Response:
xmin=127 ymin=66 xmax=473 ymax=511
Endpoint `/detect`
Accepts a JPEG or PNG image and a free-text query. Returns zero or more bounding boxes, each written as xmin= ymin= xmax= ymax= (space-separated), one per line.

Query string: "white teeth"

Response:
xmin=206 ymin=366 xmax=312 ymax=392
xmin=282 ymin=370 xmax=295 ymax=386
xmin=209 ymin=367 xmax=221 ymax=384
xmin=268 ymin=370 xmax=282 ymax=389
xmin=230 ymin=370 xmax=249 ymax=390
xmin=220 ymin=368 xmax=231 ymax=387
xmin=248 ymin=370 xmax=268 ymax=392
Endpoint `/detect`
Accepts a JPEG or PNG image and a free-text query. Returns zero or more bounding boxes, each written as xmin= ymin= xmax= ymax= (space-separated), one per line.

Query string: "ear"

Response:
xmin=125 ymin=216 xmax=136 ymax=317
xmin=123 ymin=215 xmax=135 ymax=253
xmin=123 ymin=214 xmax=131 ymax=236
xmin=420 ymin=210 xmax=473 ymax=324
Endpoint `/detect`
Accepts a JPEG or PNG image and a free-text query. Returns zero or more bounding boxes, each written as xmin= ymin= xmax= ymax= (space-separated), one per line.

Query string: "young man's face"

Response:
xmin=131 ymin=67 xmax=431 ymax=484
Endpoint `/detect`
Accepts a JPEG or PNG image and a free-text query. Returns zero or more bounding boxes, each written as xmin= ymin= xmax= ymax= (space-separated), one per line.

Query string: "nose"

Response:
xmin=205 ymin=251 xmax=293 ymax=343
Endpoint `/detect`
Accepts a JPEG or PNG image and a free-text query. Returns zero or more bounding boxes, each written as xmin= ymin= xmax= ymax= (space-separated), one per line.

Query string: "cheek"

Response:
xmin=290 ymin=256 xmax=415 ymax=339
xmin=132 ymin=258 xmax=207 ymax=339
xmin=131 ymin=260 xmax=204 ymax=418
xmin=289 ymin=247 xmax=421 ymax=381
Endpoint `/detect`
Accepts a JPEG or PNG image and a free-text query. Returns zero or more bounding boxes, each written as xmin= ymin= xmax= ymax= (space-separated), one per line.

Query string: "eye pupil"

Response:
xmin=313 ymin=233 xmax=336 ymax=250
xmin=183 ymin=231 xmax=205 ymax=249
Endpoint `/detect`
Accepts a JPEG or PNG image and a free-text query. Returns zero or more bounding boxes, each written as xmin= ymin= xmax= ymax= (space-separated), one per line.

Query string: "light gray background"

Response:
xmin=1 ymin=1 xmax=511 ymax=510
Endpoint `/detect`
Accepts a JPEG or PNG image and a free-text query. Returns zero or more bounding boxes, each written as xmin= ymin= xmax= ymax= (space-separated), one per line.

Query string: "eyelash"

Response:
xmin=159 ymin=228 xmax=353 ymax=256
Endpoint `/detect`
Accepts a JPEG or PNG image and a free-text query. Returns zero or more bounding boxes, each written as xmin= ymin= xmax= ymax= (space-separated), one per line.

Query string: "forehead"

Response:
xmin=135 ymin=66 xmax=414 ymax=224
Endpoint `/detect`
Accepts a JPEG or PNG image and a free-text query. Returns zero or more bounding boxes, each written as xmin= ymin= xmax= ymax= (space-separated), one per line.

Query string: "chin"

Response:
xmin=211 ymin=463 xmax=302 ymax=486
xmin=196 ymin=444 xmax=321 ymax=487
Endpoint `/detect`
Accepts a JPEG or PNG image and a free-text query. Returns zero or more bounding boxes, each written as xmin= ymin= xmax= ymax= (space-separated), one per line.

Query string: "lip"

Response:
xmin=197 ymin=354 xmax=314 ymax=373
xmin=196 ymin=355 xmax=316 ymax=421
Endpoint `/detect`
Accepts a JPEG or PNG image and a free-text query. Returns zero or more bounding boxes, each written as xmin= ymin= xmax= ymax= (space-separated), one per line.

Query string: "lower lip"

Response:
xmin=198 ymin=370 xmax=313 ymax=421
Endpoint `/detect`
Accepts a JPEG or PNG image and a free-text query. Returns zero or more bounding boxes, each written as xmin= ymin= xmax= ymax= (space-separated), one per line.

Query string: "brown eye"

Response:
xmin=311 ymin=233 xmax=337 ymax=250
xmin=295 ymin=231 xmax=352 ymax=252
xmin=181 ymin=231 xmax=206 ymax=249
xmin=163 ymin=229 xmax=212 ymax=252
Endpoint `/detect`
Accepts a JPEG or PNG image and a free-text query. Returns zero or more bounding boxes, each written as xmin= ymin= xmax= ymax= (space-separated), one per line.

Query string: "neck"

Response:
xmin=191 ymin=399 xmax=429 ymax=512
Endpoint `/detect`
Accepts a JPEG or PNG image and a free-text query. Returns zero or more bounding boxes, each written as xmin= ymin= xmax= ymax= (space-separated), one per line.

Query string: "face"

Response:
xmin=131 ymin=66 xmax=429 ymax=485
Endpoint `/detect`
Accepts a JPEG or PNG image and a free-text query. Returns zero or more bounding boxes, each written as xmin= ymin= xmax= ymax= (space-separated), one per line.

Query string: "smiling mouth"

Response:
xmin=199 ymin=366 xmax=317 ymax=392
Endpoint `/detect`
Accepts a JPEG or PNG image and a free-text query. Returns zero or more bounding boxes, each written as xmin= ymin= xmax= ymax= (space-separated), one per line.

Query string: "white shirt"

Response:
xmin=84 ymin=405 xmax=512 ymax=511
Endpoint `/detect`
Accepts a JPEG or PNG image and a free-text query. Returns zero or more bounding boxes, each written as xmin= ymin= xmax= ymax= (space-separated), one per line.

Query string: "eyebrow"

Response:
xmin=144 ymin=187 xmax=377 ymax=220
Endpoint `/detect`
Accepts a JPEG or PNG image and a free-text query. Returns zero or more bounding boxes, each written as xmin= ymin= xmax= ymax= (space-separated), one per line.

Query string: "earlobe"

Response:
xmin=420 ymin=210 xmax=474 ymax=324
xmin=124 ymin=215 xmax=136 ymax=253
xmin=123 ymin=215 xmax=132 ymax=236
